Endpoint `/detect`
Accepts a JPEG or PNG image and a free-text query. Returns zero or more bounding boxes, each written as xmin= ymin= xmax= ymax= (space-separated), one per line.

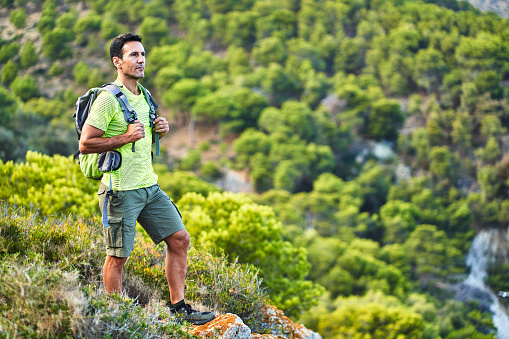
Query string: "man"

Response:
xmin=79 ymin=33 xmax=215 ymax=326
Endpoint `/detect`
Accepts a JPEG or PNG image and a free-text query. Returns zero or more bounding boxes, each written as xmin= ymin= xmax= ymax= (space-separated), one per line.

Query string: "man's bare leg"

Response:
xmin=163 ymin=229 xmax=190 ymax=304
xmin=103 ymin=255 xmax=129 ymax=294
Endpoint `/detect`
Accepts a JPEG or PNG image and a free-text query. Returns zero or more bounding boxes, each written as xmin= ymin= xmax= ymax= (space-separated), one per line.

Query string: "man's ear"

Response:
xmin=112 ymin=56 xmax=122 ymax=69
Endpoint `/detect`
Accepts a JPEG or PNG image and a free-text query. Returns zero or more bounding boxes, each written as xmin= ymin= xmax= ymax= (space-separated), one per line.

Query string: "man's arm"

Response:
xmin=79 ymin=120 xmax=146 ymax=154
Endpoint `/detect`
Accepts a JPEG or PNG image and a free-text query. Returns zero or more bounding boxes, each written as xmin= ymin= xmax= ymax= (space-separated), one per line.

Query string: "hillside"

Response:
xmin=1 ymin=0 xmax=509 ymax=337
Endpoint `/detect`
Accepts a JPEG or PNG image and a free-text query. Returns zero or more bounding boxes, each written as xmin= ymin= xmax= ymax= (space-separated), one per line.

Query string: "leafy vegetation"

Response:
xmin=1 ymin=0 xmax=508 ymax=337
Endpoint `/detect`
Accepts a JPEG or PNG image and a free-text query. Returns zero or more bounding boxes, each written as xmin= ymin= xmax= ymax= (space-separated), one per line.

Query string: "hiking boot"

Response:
xmin=170 ymin=303 xmax=215 ymax=325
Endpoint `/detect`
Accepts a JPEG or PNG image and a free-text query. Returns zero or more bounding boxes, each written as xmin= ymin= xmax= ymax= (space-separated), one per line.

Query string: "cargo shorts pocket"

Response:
xmin=103 ymin=216 xmax=123 ymax=248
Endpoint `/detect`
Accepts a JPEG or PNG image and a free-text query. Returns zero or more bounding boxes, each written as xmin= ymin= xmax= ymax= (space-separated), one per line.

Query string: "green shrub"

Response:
xmin=9 ymin=8 xmax=26 ymax=29
xmin=56 ymin=11 xmax=77 ymax=30
xmin=37 ymin=15 xmax=56 ymax=35
xmin=49 ymin=62 xmax=64 ymax=76
xmin=179 ymin=149 xmax=202 ymax=171
xmin=10 ymin=75 xmax=39 ymax=101
xmin=42 ymin=28 xmax=73 ymax=60
xmin=19 ymin=41 xmax=38 ymax=68
xmin=155 ymin=167 xmax=221 ymax=202
xmin=73 ymin=61 xmax=90 ymax=85
xmin=201 ymin=160 xmax=223 ymax=181
xmin=86 ymin=68 xmax=105 ymax=88
xmin=0 ymin=85 xmax=17 ymax=122
xmin=126 ymin=241 xmax=268 ymax=325
xmin=100 ymin=17 xmax=128 ymax=40
xmin=0 ymin=42 xmax=20 ymax=63
xmin=1 ymin=60 xmax=18 ymax=85
xmin=137 ymin=16 xmax=170 ymax=49
xmin=0 ymin=254 xmax=199 ymax=338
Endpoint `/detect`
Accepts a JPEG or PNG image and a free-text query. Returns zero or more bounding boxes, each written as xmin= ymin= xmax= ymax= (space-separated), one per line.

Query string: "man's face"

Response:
xmin=114 ymin=41 xmax=145 ymax=79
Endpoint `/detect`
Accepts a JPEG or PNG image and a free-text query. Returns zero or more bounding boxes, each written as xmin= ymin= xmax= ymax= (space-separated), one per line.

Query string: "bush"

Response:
xmin=201 ymin=160 xmax=223 ymax=181
xmin=137 ymin=16 xmax=170 ymax=49
xmin=49 ymin=62 xmax=64 ymax=76
xmin=73 ymin=61 xmax=90 ymax=85
xmin=0 ymin=42 xmax=20 ymax=63
xmin=1 ymin=60 xmax=18 ymax=85
xmin=0 ymin=85 xmax=17 ymax=122
xmin=0 ymin=200 xmax=265 ymax=332
xmin=0 ymin=255 xmax=199 ymax=338
xmin=179 ymin=149 xmax=201 ymax=171
xmin=10 ymin=75 xmax=39 ymax=101
xmin=19 ymin=41 xmax=38 ymax=68
xmin=37 ymin=15 xmax=56 ymax=34
xmin=100 ymin=17 xmax=128 ymax=40
xmin=8 ymin=8 xmax=26 ymax=29
xmin=42 ymin=28 xmax=73 ymax=60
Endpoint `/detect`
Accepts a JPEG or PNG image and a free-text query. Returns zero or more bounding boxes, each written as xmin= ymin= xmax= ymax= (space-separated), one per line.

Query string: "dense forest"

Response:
xmin=1 ymin=0 xmax=509 ymax=337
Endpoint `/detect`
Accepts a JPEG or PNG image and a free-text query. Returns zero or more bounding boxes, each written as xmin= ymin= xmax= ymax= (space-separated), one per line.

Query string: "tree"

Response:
xmin=42 ymin=28 xmax=73 ymax=60
xmin=9 ymin=8 xmax=26 ymax=29
xmin=0 ymin=85 xmax=17 ymax=122
xmin=451 ymin=111 xmax=472 ymax=153
xmin=252 ymin=37 xmax=287 ymax=66
xmin=226 ymin=46 xmax=252 ymax=76
xmin=191 ymin=91 xmax=243 ymax=133
xmin=137 ymin=16 xmax=170 ymax=49
xmin=72 ymin=61 xmax=90 ymax=85
xmin=363 ymin=98 xmax=405 ymax=141
xmin=1 ymin=60 xmax=18 ymax=85
xmin=258 ymin=100 xmax=317 ymax=142
xmin=233 ymin=129 xmax=272 ymax=168
xmin=429 ymin=146 xmax=458 ymax=191
xmin=0 ymin=42 xmax=20 ymax=64
xmin=153 ymin=67 xmax=184 ymax=94
xmin=455 ymin=33 xmax=507 ymax=72
xmin=405 ymin=224 xmax=463 ymax=286
xmin=319 ymin=299 xmax=425 ymax=339
xmin=10 ymin=75 xmax=39 ymax=102
xmin=413 ymin=48 xmax=448 ymax=94
xmin=474 ymin=70 xmax=503 ymax=100
xmin=255 ymin=8 xmax=296 ymax=40
xmin=163 ymin=78 xmax=206 ymax=114
xmin=19 ymin=41 xmax=38 ymax=69
xmin=272 ymin=160 xmax=300 ymax=192
xmin=100 ymin=18 xmax=128 ymax=40
xmin=410 ymin=128 xmax=430 ymax=169
xmin=380 ymin=200 xmax=420 ymax=244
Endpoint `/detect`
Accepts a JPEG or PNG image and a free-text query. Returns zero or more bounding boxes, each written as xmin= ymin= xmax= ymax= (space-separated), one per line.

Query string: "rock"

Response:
xmin=190 ymin=306 xmax=321 ymax=339
xmin=254 ymin=306 xmax=322 ymax=339
xmin=190 ymin=313 xmax=251 ymax=339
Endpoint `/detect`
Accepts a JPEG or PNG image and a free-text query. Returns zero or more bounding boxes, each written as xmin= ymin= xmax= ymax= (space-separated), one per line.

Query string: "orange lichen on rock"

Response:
xmin=188 ymin=306 xmax=321 ymax=339
xmin=257 ymin=305 xmax=316 ymax=339
xmin=190 ymin=313 xmax=250 ymax=338
xmin=251 ymin=334 xmax=286 ymax=339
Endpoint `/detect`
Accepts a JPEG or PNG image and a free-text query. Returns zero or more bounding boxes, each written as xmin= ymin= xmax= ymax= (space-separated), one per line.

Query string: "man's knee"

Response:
xmin=165 ymin=229 xmax=190 ymax=252
xmin=105 ymin=256 xmax=128 ymax=269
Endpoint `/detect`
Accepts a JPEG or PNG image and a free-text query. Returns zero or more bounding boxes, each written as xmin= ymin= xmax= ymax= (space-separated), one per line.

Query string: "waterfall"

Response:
xmin=457 ymin=228 xmax=509 ymax=338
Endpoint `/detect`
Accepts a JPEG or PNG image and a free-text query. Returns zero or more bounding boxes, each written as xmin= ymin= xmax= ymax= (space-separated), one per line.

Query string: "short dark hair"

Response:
xmin=109 ymin=33 xmax=142 ymax=65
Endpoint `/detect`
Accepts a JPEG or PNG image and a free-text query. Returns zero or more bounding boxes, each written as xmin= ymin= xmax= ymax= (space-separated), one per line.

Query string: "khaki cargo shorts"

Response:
xmin=98 ymin=183 xmax=185 ymax=257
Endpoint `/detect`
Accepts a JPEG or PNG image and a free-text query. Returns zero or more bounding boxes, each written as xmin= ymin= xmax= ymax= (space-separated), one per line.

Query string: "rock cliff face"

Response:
xmin=465 ymin=0 xmax=509 ymax=18
xmin=190 ymin=305 xmax=322 ymax=339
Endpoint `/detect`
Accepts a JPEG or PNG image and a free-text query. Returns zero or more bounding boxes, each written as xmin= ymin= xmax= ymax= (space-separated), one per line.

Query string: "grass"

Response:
xmin=0 ymin=202 xmax=268 ymax=337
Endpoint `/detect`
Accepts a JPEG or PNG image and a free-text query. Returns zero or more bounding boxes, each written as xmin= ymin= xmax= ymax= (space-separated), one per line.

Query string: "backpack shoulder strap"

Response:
xmin=138 ymin=84 xmax=160 ymax=156
xmin=100 ymin=83 xmax=138 ymax=124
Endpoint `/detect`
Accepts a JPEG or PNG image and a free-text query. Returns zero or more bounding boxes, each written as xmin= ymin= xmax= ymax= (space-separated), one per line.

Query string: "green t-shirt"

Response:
xmin=85 ymin=78 xmax=158 ymax=191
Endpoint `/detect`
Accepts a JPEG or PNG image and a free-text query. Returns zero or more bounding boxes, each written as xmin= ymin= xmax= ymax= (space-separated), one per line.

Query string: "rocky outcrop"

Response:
xmin=190 ymin=306 xmax=322 ymax=339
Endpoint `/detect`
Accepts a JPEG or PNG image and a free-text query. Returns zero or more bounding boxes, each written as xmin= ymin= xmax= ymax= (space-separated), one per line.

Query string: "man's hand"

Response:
xmin=126 ymin=120 xmax=145 ymax=142
xmin=153 ymin=117 xmax=169 ymax=139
